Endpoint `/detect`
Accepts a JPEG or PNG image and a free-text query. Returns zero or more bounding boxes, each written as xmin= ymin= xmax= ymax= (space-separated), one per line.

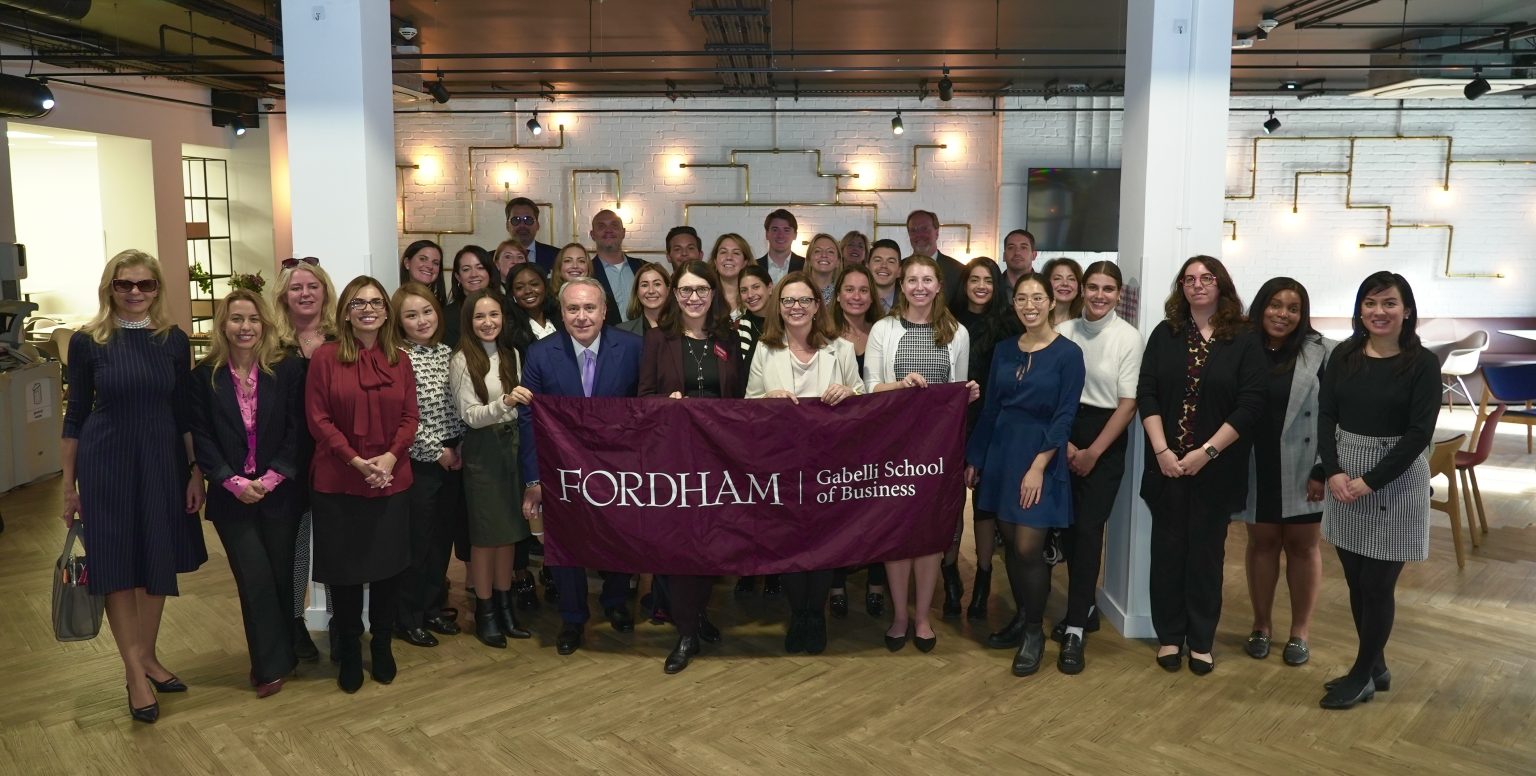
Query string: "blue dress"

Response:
xmin=966 ymin=335 xmax=1086 ymax=527
xmin=63 ymin=327 xmax=208 ymax=595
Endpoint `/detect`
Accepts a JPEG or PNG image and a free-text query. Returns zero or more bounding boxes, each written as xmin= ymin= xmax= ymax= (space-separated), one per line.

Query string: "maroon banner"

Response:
xmin=533 ymin=383 xmax=968 ymax=575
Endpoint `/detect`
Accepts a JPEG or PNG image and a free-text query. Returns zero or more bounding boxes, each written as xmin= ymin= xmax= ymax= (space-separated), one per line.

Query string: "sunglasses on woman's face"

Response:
xmin=281 ymin=256 xmax=321 ymax=269
xmin=111 ymin=279 xmax=160 ymax=293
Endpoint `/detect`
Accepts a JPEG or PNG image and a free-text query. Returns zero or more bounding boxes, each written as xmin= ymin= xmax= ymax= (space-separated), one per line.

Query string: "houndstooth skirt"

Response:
xmin=1322 ymin=428 xmax=1431 ymax=562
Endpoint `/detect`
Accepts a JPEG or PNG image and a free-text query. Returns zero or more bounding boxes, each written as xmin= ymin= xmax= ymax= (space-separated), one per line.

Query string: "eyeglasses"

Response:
xmin=779 ymin=296 xmax=817 ymax=308
xmin=1013 ymin=294 xmax=1049 ymax=306
xmin=507 ymin=215 xmax=537 ymax=225
xmin=1180 ymin=274 xmax=1218 ymax=288
xmin=281 ymin=256 xmax=321 ymax=269
xmin=111 ymin=279 xmax=160 ymax=293
xmin=346 ymin=298 xmax=388 ymax=310
xmin=675 ymin=286 xmax=713 ymax=299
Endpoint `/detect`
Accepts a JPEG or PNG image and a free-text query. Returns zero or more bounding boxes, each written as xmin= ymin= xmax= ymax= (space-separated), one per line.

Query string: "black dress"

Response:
xmin=63 ymin=327 xmax=208 ymax=596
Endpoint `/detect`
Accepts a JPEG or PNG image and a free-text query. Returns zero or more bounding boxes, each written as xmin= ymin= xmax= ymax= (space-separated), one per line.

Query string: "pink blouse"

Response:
xmin=222 ymin=361 xmax=286 ymax=497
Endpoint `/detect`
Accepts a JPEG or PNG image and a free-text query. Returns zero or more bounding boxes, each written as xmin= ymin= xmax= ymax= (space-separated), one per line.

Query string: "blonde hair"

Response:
xmin=199 ymin=289 xmax=284 ymax=380
xmin=272 ymin=260 xmax=338 ymax=347
xmin=334 ymin=276 xmax=402 ymax=365
xmin=80 ymin=250 xmax=177 ymax=344
xmin=891 ymin=254 xmax=960 ymax=347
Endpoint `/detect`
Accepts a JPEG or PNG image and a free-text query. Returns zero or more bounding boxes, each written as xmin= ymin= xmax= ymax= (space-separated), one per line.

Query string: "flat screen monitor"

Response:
xmin=1026 ymin=168 xmax=1120 ymax=252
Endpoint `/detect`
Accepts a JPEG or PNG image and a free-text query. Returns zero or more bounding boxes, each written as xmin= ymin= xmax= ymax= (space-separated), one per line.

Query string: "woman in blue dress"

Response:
xmin=965 ymin=272 xmax=1084 ymax=678
xmin=60 ymin=250 xmax=208 ymax=723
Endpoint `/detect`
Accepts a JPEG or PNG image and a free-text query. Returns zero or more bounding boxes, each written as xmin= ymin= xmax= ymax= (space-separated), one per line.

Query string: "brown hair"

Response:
xmin=758 ymin=272 xmax=837 ymax=350
xmin=1040 ymin=257 xmax=1085 ymax=320
xmin=457 ymin=290 xmax=520 ymax=403
xmin=1163 ymin=255 xmax=1246 ymax=341
xmin=334 ymin=276 xmax=403 ymax=365
xmin=626 ymin=262 xmax=671 ymax=321
xmin=81 ymin=249 xmax=177 ymax=344
xmin=830 ymin=264 xmax=885 ymax=330
xmin=709 ymin=233 xmax=755 ymax=277
xmin=659 ymin=260 xmax=735 ymax=340
xmin=392 ymin=281 xmax=446 ymax=348
xmin=891 ymin=254 xmax=960 ymax=347
xmin=200 ymin=288 xmax=283 ymax=381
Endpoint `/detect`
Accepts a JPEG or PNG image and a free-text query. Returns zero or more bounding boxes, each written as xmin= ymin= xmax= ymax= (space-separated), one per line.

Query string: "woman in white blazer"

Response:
xmin=862 ymin=255 xmax=979 ymax=653
xmin=746 ymin=272 xmax=863 ymax=655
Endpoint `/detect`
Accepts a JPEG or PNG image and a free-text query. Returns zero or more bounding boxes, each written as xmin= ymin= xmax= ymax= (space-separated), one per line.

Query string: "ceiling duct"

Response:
xmin=0 ymin=0 xmax=90 ymax=22
xmin=691 ymin=0 xmax=773 ymax=95
xmin=1354 ymin=34 xmax=1536 ymax=98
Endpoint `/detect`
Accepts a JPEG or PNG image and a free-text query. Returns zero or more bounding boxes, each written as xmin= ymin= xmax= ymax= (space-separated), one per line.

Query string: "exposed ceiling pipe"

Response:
xmin=0 ymin=0 xmax=90 ymax=22
xmin=1433 ymin=23 xmax=1536 ymax=52
xmin=158 ymin=0 xmax=281 ymax=42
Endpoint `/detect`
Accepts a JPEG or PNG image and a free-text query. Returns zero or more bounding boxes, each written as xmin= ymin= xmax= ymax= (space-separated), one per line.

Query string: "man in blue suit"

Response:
xmin=588 ymin=208 xmax=647 ymax=327
xmin=505 ymin=197 xmax=560 ymax=272
xmin=519 ymin=277 xmax=643 ymax=654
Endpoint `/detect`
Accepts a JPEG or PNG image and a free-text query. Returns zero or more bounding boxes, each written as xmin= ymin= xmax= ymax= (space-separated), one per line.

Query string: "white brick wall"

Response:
xmin=395 ymin=94 xmax=1536 ymax=317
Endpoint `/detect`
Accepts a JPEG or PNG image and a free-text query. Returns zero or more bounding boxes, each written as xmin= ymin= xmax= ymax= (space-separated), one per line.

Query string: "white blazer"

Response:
xmin=746 ymin=337 xmax=865 ymax=398
xmin=863 ymin=315 xmax=970 ymax=393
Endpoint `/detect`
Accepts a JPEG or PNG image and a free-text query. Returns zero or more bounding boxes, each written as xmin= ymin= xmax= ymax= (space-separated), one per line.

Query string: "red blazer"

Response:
xmin=305 ymin=341 xmax=419 ymax=496
xmin=638 ymin=327 xmax=745 ymax=399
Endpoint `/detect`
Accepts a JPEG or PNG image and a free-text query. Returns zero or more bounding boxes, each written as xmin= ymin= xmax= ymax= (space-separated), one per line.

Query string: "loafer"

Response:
xmin=829 ymin=593 xmax=849 ymax=619
xmin=697 ymin=616 xmax=722 ymax=644
xmin=424 ymin=614 xmax=461 ymax=636
xmin=605 ymin=605 xmax=635 ymax=633
xmin=396 ymin=626 xmax=439 ymax=648
xmin=865 ymin=592 xmax=885 ymax=617
xmin=1244 ymin=631 xmax=1271 ymax=660
xmin=556 ymin=624 xmax=583 ymax=655
xmin=1050 ymin=608 xmax=1100 ymax=643
xmin=1282 ymin=638 xmax=1310 ymax=666
xmin=664 ymin=636 xmax=700 ymax=674
xmin=1057 ymin=633 xmax=1085 ymax=674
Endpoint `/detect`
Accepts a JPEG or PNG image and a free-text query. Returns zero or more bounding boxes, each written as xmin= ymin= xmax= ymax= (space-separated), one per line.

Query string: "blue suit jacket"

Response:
xmin=530 ymin=241 xmax=560 ymax=274
xmin=591 ymin=255 xmax=648 ymax=327
xmin=518 ymin=326 xmax=643 ymax=483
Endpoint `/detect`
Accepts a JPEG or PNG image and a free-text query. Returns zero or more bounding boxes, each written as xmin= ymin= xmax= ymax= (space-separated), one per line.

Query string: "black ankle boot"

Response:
xmin=986 ymin=610 xmax=1024 ymax=649
xmin=491 ymin=589 xmax=532 ymax=639
xmin=474 ymin=597 xmax=507 ymax=648
xmin=941 ymin=562 xmax=964 ymax=618
xmin=369 ymin=630 xmax=397 ymax=684
xmin=1012 ymin=623 xmax=1046 ymax=677
xmin=335 ymin=631 xmax=364 ymax=693
xmin=664 ymin=636 xmax=701 ymax=674
xmin=293 ymin=618 xmax=320 ymax=661
xmin=966 ymin=566 xmax=992 ymax=621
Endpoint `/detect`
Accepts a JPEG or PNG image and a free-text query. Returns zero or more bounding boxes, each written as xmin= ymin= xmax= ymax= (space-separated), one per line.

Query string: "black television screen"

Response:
xmin=1025 ymin=168 xmax=1120 ymax=252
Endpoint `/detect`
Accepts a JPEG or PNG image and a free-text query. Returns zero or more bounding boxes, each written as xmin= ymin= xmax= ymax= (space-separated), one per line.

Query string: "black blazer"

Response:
xmin=191 ymin=356 xmax=306 ymax=521
xmin=1135 ymin=323 xmax=1266 ymax=513
xmin=638 ymin=326 xmax=746 ymax=399
xmin=592 ymin=254 xmax=648 ymax=327
xmin=756 ymin=253 xmax=805 ymax=275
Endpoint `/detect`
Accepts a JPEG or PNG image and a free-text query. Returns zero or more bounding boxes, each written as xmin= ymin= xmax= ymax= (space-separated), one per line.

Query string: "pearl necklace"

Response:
xmin=115 ymin=317 xmax=150 ymax=330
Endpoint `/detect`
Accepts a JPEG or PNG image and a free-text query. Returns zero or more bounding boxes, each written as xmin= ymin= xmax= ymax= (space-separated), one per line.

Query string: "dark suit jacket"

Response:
xmin=591 ymin=254 xmax=647 ymax=327
xmin=638 ymin=326 xmax=745 ymax=399
xmin=190 ymin=356 xmax=306 ymax=521
xmin=530 ymin=240 xmax=560 ymax=273
xmin=1136 ymin=324 xmax=1266 ymax=513
xmin=756 ymin=253 xmax=805 ymax=276
xmin=518 ymin=327 xmax=643 ymax=483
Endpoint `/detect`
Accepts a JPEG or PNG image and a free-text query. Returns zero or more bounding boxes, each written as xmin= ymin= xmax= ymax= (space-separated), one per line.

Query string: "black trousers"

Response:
xmin=666 ymin=575 xmax=714 ymax=638
xmin=1063 ymin=406 xmax=1128 ymax=628
xmin=331 ymin=574 xmax=400 ymax=638
xmin=830 ymin=563 xmax=887 ymax=590
xmin=553 ymin=567 xmax=633 ymax=624
xmin=213 ymin=510 xmax=300 ymax=684
xmin=1147 ymin=477 xmax=1231 ymax=653
xmin=783 ymin=570 xmax=833 ymax=614
xmin=399 ymin=460 xmax=462 ymax=628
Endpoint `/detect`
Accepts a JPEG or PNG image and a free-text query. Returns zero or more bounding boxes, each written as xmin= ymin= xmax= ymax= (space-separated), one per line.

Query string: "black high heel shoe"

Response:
xmin=146 ymin=673 xmax=187 ymax=693
xmin=127 ymin=685 xmax=159 ymax=724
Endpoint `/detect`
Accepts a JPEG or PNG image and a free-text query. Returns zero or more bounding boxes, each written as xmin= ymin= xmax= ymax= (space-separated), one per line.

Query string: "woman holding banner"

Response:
xmin=865 ymin=255 xmax=979 ymax=653
xmin=746 ymin=272 xmax=864 ymax=654
xmin=639 ymin=260 xmax=745 ymax=674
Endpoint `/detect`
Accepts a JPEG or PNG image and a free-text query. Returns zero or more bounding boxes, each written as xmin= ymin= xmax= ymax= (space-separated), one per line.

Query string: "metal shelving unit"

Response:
xmin=183 ymin=156 xmax=231 ymax=337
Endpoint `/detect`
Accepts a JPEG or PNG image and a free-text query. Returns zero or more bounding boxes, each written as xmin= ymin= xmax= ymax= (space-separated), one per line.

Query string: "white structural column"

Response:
xmin=281 ymin=0 xmax=398 ymax=282
xmin=1100 ymin=0 xmax=1233 ymax=639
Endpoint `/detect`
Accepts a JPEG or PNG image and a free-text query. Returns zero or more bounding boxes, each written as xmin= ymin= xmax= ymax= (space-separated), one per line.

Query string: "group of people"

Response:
xmin=58 ymin=203 xmax=1438 ymax=723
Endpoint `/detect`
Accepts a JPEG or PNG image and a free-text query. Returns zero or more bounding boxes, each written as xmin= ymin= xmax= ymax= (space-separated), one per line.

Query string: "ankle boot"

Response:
xmin=941 ymin=562 xmax=964 ymax=618
xmin=492 ymin=589 xmax=532 ymax=639
xmin=986 ymin=609 xmax=1025 ymax=649
xmin=335 ymin=630 xmax=364 ymax=693
xmin=1012 ymin=623 xmax=1046 ymax=677
xmin=474 ymin=597 xmax=507 ymax=648
xmin=369 ymin=630 xmax=397 ymax=684
xmin=966 ymin=566 xmax=992 ymax=621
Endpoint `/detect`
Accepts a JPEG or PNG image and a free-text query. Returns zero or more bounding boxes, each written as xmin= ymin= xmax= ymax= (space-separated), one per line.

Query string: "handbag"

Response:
xmin=52 ymin=520 xmax=104 ymax=642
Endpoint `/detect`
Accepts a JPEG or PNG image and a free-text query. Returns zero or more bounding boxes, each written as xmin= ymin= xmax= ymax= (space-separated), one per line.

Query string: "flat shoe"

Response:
xmin=1325 ymin=670 xmax=1390 ymax=692
xmin=1244 ymin=631 xmax=1271 ymax=660
xmin=1282 ymin=638 xmax=1310 ymax=666
xmin=1156 ymin=648 xmax=1182 ymax=672
xmin=1188 ymin=654 xmax=1214 ymax=675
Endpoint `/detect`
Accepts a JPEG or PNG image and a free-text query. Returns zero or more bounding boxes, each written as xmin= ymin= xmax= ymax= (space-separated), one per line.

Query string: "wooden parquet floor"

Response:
xmin=2 ymin=410 xmax=1533 ymax=775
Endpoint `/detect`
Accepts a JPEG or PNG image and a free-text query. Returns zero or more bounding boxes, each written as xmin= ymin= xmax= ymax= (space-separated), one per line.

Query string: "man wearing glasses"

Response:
xmin=589 ymin=209 xmax=647 ymax=326
xmin=505 ymin=197 xmax=559 ymax=273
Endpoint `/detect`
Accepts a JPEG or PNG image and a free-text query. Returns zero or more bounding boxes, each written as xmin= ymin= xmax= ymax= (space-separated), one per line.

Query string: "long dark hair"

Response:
xmin=1341 ymin=270 xmax=1423 ymax=376
xmin=457 ymin=290 xmax=519 ymax=403
xmin=502 ymin=264 xmax=559 ymax=355
xmin=1163 ymin=255 xmax=1245 ymax=341
xmin=954 ymin=256 xmax=1017 ymax=357
xmin=660 ymin=260 xmax=736 ymax=340
xmin=830 ymin=264 xmax=886 ymax=330
xmin=450 ymin=245 xmax=501 ymax=305
xmin=399 ymin=239 xmax=446 ymax=305
xmin=1247 ymin=277 xmax=1316 ymax=374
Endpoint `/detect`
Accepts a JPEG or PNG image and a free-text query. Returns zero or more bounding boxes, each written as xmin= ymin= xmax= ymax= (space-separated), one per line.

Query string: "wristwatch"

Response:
xmin=1204 ymin=444 xmax=1220 ymax=460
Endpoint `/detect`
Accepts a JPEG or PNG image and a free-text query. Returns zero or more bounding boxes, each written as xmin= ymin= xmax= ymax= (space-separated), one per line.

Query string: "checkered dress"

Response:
xmin=1322 ymin=428 xmax=1431 ymax=562
xmin=893 ymin=321 xmax=953 ymax=385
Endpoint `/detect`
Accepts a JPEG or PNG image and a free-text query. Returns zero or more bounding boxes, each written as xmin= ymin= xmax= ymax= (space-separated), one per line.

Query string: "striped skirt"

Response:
xmin=1322 ymin=428 xmax=1431 ymax=562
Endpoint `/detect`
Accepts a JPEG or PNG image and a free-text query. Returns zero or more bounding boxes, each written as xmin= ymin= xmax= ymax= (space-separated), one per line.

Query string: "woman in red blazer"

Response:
xmin=305 ymin=275 xmax=419 ymax=693
xmin=638 ymin=260 xmax=743 ymax=674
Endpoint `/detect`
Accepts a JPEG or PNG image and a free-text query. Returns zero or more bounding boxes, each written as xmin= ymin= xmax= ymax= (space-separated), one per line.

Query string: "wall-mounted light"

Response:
xmin=1262 ymin=109 xmax=1281 ymax=134
xmin=425 ymin=71 xmax=450 ymax=104
xmin=1464 ymin=69 xmax=1490 ymax=101
xmin=938 ymin=66 xmax=953 ymax=102
xmin=526 ymin=108 xmax=543 ymax=136
xmin=891 ymin=109 xmax=904 ymax=136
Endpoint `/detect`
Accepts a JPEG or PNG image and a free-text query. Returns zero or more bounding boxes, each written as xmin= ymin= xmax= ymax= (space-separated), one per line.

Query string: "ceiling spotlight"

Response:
xmin=231 ymin=116 xmax=247 ymax=136
xmin=891 ymin=109 xmax=904 ymax=136
xmin=1283 ymin=80 xmax=1298 ymax=90
xmin=1262 ymin=110 xmax=1281 ymax=134
xmin=1464 ymin=69 xmax=1491 ymax=100
xmin=1254 ymin=26 xmax=1269 ymax=40
xmin=0 ymin=74 xmax=56 ymax=118
xmin=425 ymin=71 xmax=450 ymax=104
xmin=526 ymin=108 xmax=543 ymax=136
xmin=938 ymin=66 xmax=953 ymax=102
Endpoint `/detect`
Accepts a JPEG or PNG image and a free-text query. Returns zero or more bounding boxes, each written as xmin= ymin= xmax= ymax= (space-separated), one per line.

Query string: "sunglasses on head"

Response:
xmin=281 ymin=256 xmax=321 ymax=269
xmin=111 ymin=279 xmax=160 ymax=293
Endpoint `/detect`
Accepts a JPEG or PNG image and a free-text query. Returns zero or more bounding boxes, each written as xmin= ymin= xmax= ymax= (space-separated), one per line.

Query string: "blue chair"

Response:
xmin=1477 ymin=364 xmax=1536 ymax=454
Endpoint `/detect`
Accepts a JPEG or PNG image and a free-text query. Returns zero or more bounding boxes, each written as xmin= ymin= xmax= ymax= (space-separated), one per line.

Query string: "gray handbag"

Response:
xmin=52 ymin=521 xmax=104 ymax=642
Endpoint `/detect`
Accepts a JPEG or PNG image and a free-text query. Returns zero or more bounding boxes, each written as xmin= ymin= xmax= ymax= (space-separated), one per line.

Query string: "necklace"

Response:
xmin=115 ymin=317 xmax=150 ymax=329
xmin=683 ymin=336 xmax=711 ymax=393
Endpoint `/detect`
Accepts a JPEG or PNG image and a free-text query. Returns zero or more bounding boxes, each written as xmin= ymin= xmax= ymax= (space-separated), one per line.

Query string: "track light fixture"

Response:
xmin=1464 ymin=69 xmax=1491 ymax=100
xmin=1262 ymin=110 xmax=1281 ymax=135
xmin=891 ymin=109 xmax=904 ymax=136
xmin=0 ymin=74 xmax=55 ymax=118
xmin=527 ymin=108 xmax=543 ymax=136
xmin=232 ymin=116 xmax=247 ymax=136
xmin=938 ymin=66 xmax=953 ymax=102
xmin=425 ymin=71 xmax=450 ymax=104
